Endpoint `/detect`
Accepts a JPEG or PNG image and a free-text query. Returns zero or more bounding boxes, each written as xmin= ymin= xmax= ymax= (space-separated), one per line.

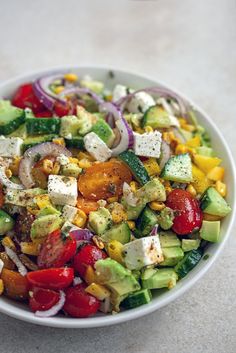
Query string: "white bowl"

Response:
xmin=0 ymin=66 xmax=235 ymax=328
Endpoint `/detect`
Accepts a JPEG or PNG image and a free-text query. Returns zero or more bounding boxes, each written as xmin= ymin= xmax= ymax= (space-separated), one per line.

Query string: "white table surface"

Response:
xmin=0 ymin=0 xmax=235 ymax=352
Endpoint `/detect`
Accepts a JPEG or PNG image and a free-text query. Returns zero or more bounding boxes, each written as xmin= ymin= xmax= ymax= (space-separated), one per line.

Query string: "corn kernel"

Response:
xmin=175 ymin=144 xmax=188 ymax=154
xmin=85 ymin=283 xmax=110 ymax=300
xmin=215 ymin=180 xmax=227 ymax=197
xmin=27 ymin=206 xmax=39 ymax=216
xmin=130 ymin=181 xmax=139 ymax=193
xmin=179 ymin=118 xmax=188 ymax=128
xmin=73 ymin=209 xmax=87 ymax=228
xmin=127 ymin=221 xmax=135 ymax=230
xmin=2 ymin=236 xmax=16 ymax=251
xmin=68 ymin=157 xmax=80 ymax=165
xmin=64 ymin=73 xmax=78 ymax=82
xmin=143 ymin=158 xmax=160 ymax=176
xmin=84 ymin=265 xmax=97 ymax=285
xmin=20 ymin=242 xmax=41 ymax=256
xmin=0 ymin=279 xmax=4 ymax=295
xmin=144 ymin=126 xmax=153 ymax=133
xmin=78 ymin=159 xmax=92 ymax=169
xmin=163 ymin=181 xmax=172 ymax=195
xmin=107 ymin=196 xmax=119 ymax=204
xmin=107 ymin=240 xmax=124 ymax=264
xmin=105 ymin=94 xmax=113 ymax=102
xmin=182 ymin=124 xmax=196 ymax=132
xmin=42 ymin=159 xmax=54 ymax=174
xmin=9 ymin=157 xmax=21 ymax=176
xmin=149 ymin=201 xmax=165 ymax=211
xmin=35 ymin=194 xmax=51 ymax=209
xmin=92 ymin=235 xmax=105 ymax=249
xmin=51 ymin=161 xmax=61 ymax=175
xmin=5 ymin=169 xmax=12 ymax=178
xmin=111 ymin=204 xmax=127 ymax=223
xmin=52 ymin=137 xmax=66 ymax=146
xmin=207 ymin=167 xmax=225 ymax=181
xmin=186 ymin=184 xmax=197 ymax=197
xmin=54 ymin=86 xmax=65 ymax=94
xmin=203 ymin=213 xmax=222 ymax=221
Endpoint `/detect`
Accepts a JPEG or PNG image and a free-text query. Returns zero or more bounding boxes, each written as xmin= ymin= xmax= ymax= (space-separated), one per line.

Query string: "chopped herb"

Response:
xmin=203 ymin=254 xmax=210 ymax=260
xmin=108 ymin=183 xmax=117 ymax=194
xmin=34 ymin=153 xmax=41 ymax=163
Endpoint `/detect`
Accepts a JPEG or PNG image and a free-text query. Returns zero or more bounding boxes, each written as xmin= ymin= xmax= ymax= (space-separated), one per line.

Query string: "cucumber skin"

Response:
xmin=136 ymin=207 xmax=157 ymax=236
xmin=0 ymin=110 xmax=25 ymax=135
xmin=160 ymin=153 xmax=192 ymax=183
xmin=26 ymin=118 xmax=61 ymax=135
xmin=121 ymin=289 xmax=152 ymax=309
xmin=118 ymin=150 xmax=150 ymax=185
xmin=200 ymin=187 xmax=231 ymax=217
xmin=175 ymin=249 xmax=203 ymax=278
xmin=22 ymin=135 xmax=57 ymax=152
xmin=65 ymin=137 xmax=85 ymax=150
xmin=101 ymin=222 xmax=131 ymax=244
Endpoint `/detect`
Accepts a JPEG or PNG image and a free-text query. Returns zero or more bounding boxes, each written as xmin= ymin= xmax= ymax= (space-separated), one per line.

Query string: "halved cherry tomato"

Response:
xmin=78 ymin=160 xmax=132 ymax=201
xmin=166 ymin=189 xmax=203 ymax=235
xmin=54 ymin=101 xmax=76 ymax=117
xmin=35 ymin=110 xmax=53 ymax=118
xmin=37 ymin=229 xmax=77 ymax=269
xmin=63 ymin=283 xmax=100 ymax=318
xmin=29 ymin=287 xmax=60 ymax=312
xmin=76 ymin=197 xmax=99 ymax=214
xmin=1 ymin=268 xmax=29 ymax=300
xmin=27 ymin=268 xmax=74 ymax=290
xmin=12 ymin=83 xmax=46 ymax=113
xmin=73 ymin=243 xmax=107 ymax=278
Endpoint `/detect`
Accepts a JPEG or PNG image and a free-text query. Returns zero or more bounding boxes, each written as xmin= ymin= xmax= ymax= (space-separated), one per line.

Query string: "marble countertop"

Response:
xmin=0 ymin=0 xmax=235 ymax=352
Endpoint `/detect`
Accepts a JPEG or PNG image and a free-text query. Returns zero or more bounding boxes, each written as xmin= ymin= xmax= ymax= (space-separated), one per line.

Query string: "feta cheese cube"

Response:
xmin=61 ymin=221 xmax=80 ymax=234
xmin=123 ymin=235 xmax=163 ymax=270
xmin=133 ymin=131 xmax=162 ymax=158
xmin=84 ymin=132 xmax=112 ymax=162
xmin=56 ymin=154 xmax=70 ymax=166
xmin=62 ymin=205 xmax=78 ymax=223
xmin=48 ymin=175 xmax=77 ymax=206
xmin=127 ymin=92 xmax=155 ymax=114
xmin=112 ymin=84 xmax=128 ymax=102
xmin=0 ymin=137 xmax=23 ymax=157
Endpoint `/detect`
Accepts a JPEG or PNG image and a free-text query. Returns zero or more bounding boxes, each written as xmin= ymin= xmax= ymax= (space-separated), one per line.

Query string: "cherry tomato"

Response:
xmin=73 ymin=244 xmax=107 ymax=278
xmin=27 ymin=268 xmax=74 ymax=290
xmin=166 ymin=189 xmax=203 ymax=235
xmin=35 ymin=110 xmax=53 ymax=118
xmin=63 ymin=283 xmax=100 ymax=318
xmin=12 ymin=83 xmax=46 ymax=113
xmin=76 ymin=197 xmax=99 ymax=215
xmin=29 ymin=287 xmax=60 ymax=312
xmin=54 ymin=101 xmax=76 ymax=117
xmin=78 ymin=160 xmax=132 ymax=201
xmin=1 ymin=269 xmax=29 ymax=300
xmin=37 ymin=229 xmax=77 ymax=269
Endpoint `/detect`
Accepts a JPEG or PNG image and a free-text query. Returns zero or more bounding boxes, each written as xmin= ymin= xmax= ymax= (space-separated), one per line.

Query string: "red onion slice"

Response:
xmin=123 ymin=182 xmax=138 ymax=207
xmin=69 ymin=228 xmax=94 ymax=241
xmin=0 ymin=166 xmax=24 ymax=190
xmin=159 ymin=141 xmax=171 ymax=170
xmin=19 ymin=142 xmax=71 ymax=188
xmin=35 ymin=290 xmax=65 ymax=317
xmin=150 ymin=224 xmax=159 ymax=236
xmin=4 ymin=246 xmax=27 ymax=276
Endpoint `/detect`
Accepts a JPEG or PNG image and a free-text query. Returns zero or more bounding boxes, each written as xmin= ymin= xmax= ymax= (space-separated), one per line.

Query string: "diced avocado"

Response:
xmin=30 ymin=214 xmax=62 ymax=243
xmin=95 ymin=258 xmax=140 ymax=296
xmin=7 ymin=123 xmax=27 ymax=139
xmin=61 ymin=163 xmax=82 ymax=178
xmin=160 ymin=247 xmax=184 ymax=266
xmin=156 ymin=207 xmax=174 ymax=230
xmin=136 ymin=207 xmax=158 ymax=236
xmin=135 ymin=178 xmax=166 ymax=203
xmin=91 ymin=119 xmax=115 ymax=147
xmin=37 ymin=205 xmax=61 ymax=217
xmin=77 ymin=106 xmax=97 ymax=135
xmin=0 ymin=209 xmax=14 ymax=235
xmin=5 ymin=188 xmax=47 ymax=207
xmin=26 ymin=117 xmax=60 ymax=135
xmin=22 ymin=134 xmax=56 ymax=152
xmin=182 ymin=238 xmax=201 ymax=252
xmin=196 ymin=146 xmax=215 ymax=157
xmin=59 ymin=115 xmax=81 ymax=138
xmin=175 ymin=249 xmax=202 ymax=278
xmin=124 ymin=113 xmax=142 ymax=128
xmin=88 ymin=207 xmax=112 ymax=235
xmin=200 ymin=187 xmax=231 ymax=217
xmin=200 ymin=220 xmax=220 ymax=243
xmin=142 ymin=106 xmax=171 ymax=129
xmin=160 ymin=153 xmax=192 ymax=183
xmin=0 ymin=100 xmax=25 ymax=135
xmin=141 ymin=267 xmax=157 ymax=280
xmin=121 ymin=197 xmax=145 ymax=220
xmin=121 ymin=289 xmax=152 ymax=309
xmin=142 ymin=268 xmax=178 ymax=289
xmin=101 ymin=222 xmax=131 ymax=244
xmin=80 ymin=79 xmax=104 ymax=94
xmin=159 ymin=231 xmax=181 ymax=248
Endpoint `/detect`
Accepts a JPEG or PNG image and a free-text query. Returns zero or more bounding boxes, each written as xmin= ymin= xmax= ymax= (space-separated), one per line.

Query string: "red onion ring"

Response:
xmin=159 ymin=141 xmax=171 ymax=170
xmin=0 ymin=166 xmax=24 ymax=190
xmin=69 ymin=228 xmax=94 ymax=241
xmin=35 ymin=290 xmax=65 ymax=317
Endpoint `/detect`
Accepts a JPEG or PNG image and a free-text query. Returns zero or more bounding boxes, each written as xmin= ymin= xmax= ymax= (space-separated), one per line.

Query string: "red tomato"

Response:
xmin=29 ymin=287 xmax=60 ymax=312
xmin=63 ymin=283 xmax=100 ymax=318
xmin=166 ymin=189 xmax=203 ymax=235
xmin=35 ymin=110 xmax=53 ymax=118
xmin=37 ymin=229 xmax=77 ymax=269
xmin=12 ymin=83 xmax=46 ymax=113
xmin=54 ymin=101 xmax=76 ymax=117
xmin=73 ymin=244 xmax=107 ymax=278
xmin=27 ymin=268 xmax=74 ymax=290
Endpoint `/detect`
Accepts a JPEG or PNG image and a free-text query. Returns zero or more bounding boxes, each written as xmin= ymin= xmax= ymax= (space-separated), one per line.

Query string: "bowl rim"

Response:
xmin=0 ymin=65 xmax=235 ymax=328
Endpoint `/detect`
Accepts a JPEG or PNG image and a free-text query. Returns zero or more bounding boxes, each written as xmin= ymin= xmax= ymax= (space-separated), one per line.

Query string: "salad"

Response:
xmin=0 ymin=72 xmax=231 ymax=318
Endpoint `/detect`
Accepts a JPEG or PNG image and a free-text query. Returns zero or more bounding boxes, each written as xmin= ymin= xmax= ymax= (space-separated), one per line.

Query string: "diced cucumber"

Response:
xmin=136 ymin=207 xmax=158 ymax=236
xmin=196 ymin=146 xmax=215 ymax=157
xmin=200 ymin=187 xmax=231 ymax=217
xmin=159 ymin=247 xmax=184 ymax=266
xmin=22 ymin=134 xmax=57 ymax=152
xmin=26 ymin=117 xmax=60 ymax=135
xmin=65 ymin=137 xmax=85 ymax=150
xmin=118 ymin=150 xmax=150 ymax=185
xmin=101 ymin=222 xmax=131 ymax=244
xmin=175 ymin=249 xmax=202 ymax=278
xmin=159 ymin=231 xmax=181 ymax=248
xmin=141 ymin=267 xmax=157 ymax=280
xmin=91 ymin=119 xmax=115 ymax=148
xmin=181 ymin=238 xmax=201 ymax=252
xmin=7 ymin=123 xmax=27 ymax=138
xmin=200 ymin=220 xmax=220 ymax=243
xmin=0 ymin=100 xmax=25 ymax=135
xmin=160 ymin=153 xmax=192 ymax=183
xmin=142 ymin=106 xmax=171 ymax=128
xmin=0 ymin=209 xmax=14 ymax=235
xmin=142 ymin=268 xmax=178 ymax=289
xmin=121 ymin=289 xmax=152 ymax=309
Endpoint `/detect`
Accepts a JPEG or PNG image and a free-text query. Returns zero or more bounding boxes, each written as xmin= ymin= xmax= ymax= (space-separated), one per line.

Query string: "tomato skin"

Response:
xmin=73 ymin=244 xmax=107 ymax=278
xmin=27 ymin=268 xmax=74 ymax=290
xmin=1 ymin=269 xmax=29 ymax=300
xmin=35 ymin=110 xmax=53 ymax=118
xmin=166 ymin=189 xmax=203 ymax=235
xmin=12 ymin=83 xmax=46 ymax=113
xmin=63 ymin=283 xmax=100 ymax=318
xmin=76 ymin=197 xmax=99 ymax=214
xmin=29 ymin=287 xmax=60 ymax=312
xmin=37 ymin=230 xmax=77 ymax=269
xmin=78 ymin=160 xmax=132 ymax=201
xmin=54 ymin=101 xmax=76 ymax=117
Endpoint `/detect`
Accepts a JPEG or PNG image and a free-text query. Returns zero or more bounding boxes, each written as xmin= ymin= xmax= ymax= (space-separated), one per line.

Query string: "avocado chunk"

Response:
xmin=5 ymin=188 xmax=47 ymax=207
xmin=200 ymin=187 xmax=231 ymax=217
xmin=121 ymin=289 xmax=152 ymax=309
xmin=59 ymin=115 xmax=81 ymax=138
xmin=88 ymin=207 xmax=112 ymax=235
xmin=30 ymin=214 xmax=62 ymax=243
xmin=61 ymin=163 xmax=82 ymax=178
xmin=159 ymin=231 xmax=181 ymax=248
xmin=200 ymin=220 xmax=220 ymax=243
xmin=156 ymin=207 xmax=174 ymax=230
xmin=37 ymin=205 xmax=61 ymax=217
xmin=142 ymin=268 xmax=178 ymax=289
xmin=0 ymin=209 xmax=14 ymax=235
xmin=121 ymin=197 xmax=145 ymax=220
xmin=160 ymin=247 xmax=184 ymax=266
xmin=101 ymin=222 xmax=131 ymax=244
xmin=77 ymin=106 xmax=97 ymax=135
xmin=135 ymin=178 xmax=166 ymax=203
xmin=91 ymin=119 xmax=115 ymax=148
xmin=182 ymin=238 xmax=201 ymax=252
xmin=95 ymin=258 xmax=140 ymax=296
xmin=80 ymin=79 xmax=104 ymax=94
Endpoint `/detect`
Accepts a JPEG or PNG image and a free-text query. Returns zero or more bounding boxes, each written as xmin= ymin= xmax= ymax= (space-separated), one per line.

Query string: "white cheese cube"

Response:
xmin=133 ymin=131 xmax=162 ymax=158
xmin=0 ymin=137 xmax=23 ymax=157
xmin=62 ymin=205 xmax=78 ymax=223
xmin=84 ymin=132 xmax=112 ymax=162
xmin=127 ymin=92 xmax=155 ymax=114
xmin=123 ymin=235 xmax=163 ymax=270
xmin=48 ymin=175 xmax=78 ymax=206
xmin=61 ymin=221 xmax=80 ymax=233
xmin=112 ymin=84 xmax=128 ymax=102
xmin=56 ymin=154 xmax=70 ymax=166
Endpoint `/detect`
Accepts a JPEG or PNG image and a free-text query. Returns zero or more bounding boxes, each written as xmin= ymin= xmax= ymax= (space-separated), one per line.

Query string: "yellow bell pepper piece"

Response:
xmin=20 ymin=242 xmax=41 ymax=256
xmin=84 ymin=265 xmax=97 ymax=285
xmin=186 ymin=184 xmax=197 ymax=197
xmin=191 ymin=164 xmax=211 ymax=194
xmin=2 ymin=236 xmax=16 ymax=251
xmin=0 ymin=279 xmax=4 ymax=295
xmin=85 ymin=283 xmax=110 ymax=300
xmin=143 ymin=158 xmax=160 ymax=176
xmin=193 ymin=154 xmax=221 ymax=174
xmin=107 ymin=240 xmax=124 ymax=264
xmin=186 ymin=135 xmax=201 ymax=148
xmin=34 ymin=194 xmax=51 ymax=209
xmin=215 ymin=180 xmax=227 ymax=197
xmin=207 ymin=166 xmax=225 ymax=181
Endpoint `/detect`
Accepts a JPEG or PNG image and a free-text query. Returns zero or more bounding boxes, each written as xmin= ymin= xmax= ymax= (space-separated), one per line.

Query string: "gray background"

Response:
xmin=0 ymin=0 xmax=235 ymax=352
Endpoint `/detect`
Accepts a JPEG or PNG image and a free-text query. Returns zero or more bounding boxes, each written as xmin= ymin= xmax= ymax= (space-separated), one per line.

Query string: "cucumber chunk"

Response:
xmin=26 ymin=117 xmax=60 ymax=135
xmin=121 ymin=289 xmax=152 ymax=309
xmin=101 ymin=222 xmax=131 ymax=244
xmin=136 ymin=207 xmax=158 ymax=236
xmin=159 ymin=231 xmax=181 ymax=248
xmin=160 ymin=247 xmax=184 ymax=266
xmin=175 ymin=249 xmax=202 ymax=278
xmin=200 ymin=187 xmax=231 ymax=217
xmin=0 ymin=100 xmax=25 ymax=135
xmin=142 ymin=268 xmax=178 ymax=289
xmin=65 ymin=137 xmax=85 ymax=150
xmin=181 ymin=238 xmax=201 ymax=252
xmin=200 ymin=220 xmax=220 ymax=243
xmin=160 ymin=153 xmax=192 ymax=183
xmin=0 ymin=209 xmax=14 ymax=235
xmin=142 ymin=106 xmax=171 ymax=128
xmin=118 ymin=150 xmax=150 ymax=185
xmin=22 ymin=134 xmax=57 ymax=152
